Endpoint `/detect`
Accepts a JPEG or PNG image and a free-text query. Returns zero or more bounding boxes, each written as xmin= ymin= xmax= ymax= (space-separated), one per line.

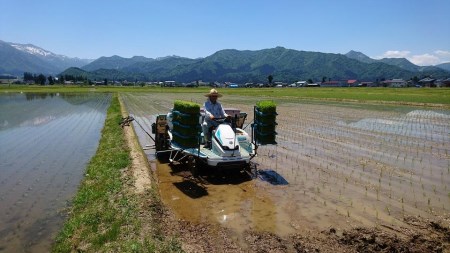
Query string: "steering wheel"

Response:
xmin=212 ymin=116 xmax=232 ymax=124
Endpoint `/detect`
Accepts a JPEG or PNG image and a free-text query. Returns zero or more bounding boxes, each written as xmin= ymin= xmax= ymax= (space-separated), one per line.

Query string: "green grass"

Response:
xmin=52 ymin=94 xmax=182 ymax=252
xmin=2 ymin=84 xmax=450 ymax=105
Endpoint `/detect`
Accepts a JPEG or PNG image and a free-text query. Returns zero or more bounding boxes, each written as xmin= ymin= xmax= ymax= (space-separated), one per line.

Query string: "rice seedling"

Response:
xmin=120 ymin=92 xmax=450 ymax=235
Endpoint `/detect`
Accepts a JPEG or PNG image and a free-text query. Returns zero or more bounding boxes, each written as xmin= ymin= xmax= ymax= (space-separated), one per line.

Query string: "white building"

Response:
xmin=383 ymin=79 xmax=407 ymax=87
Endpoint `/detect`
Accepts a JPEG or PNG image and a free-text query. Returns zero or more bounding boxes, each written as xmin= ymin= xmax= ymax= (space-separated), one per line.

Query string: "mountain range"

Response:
xmin=345 ymin=50 xmax=447 ymax=73
xmin=63 ymin=48 xmax=450 ymax=83
xmin=0 ymin=40 xmax=92 ymax=76
xmin=1 ymin=40 xmax=449 ymax=82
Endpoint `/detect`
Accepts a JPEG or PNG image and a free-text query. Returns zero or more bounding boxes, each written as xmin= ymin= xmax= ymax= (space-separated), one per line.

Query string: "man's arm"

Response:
xmin=204 ymin=101 xmax=214 ymax=120
xmin=219 ymin=102 xmax=229 ymax=118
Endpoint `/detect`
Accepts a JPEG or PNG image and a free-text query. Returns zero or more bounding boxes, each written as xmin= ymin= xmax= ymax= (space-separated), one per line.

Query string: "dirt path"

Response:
xmin=120 ymin=99 xmax=153 ymax=193
xmin=124 ymin=121 xmax=152 ymax=193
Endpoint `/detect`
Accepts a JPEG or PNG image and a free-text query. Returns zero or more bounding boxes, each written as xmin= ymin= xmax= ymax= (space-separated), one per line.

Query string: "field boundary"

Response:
xmin=52 ymin=94 xmax=182 ymax=252
xmin=118 ymin=95 xmax=153 ymax=193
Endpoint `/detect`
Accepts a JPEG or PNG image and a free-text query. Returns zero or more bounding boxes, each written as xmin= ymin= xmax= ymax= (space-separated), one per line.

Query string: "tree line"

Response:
xmin=23 ymin=72 xmax=89 ymax=85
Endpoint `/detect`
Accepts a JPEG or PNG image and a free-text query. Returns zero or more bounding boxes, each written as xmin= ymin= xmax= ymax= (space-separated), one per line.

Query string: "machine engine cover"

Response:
xmin=214 ymin=124 xmax=238 ymax=150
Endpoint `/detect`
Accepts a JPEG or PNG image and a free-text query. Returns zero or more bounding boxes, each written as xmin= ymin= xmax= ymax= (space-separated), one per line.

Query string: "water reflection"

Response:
xmin=24 ymin=92 xmax=57 ymax=100
xmin=342 ymin=110 xmax=450 ymax=140
xmin=0 ymin=93 xmax=107 ymax=131
xmin=0 ymin=93 xmax=111 ymax=253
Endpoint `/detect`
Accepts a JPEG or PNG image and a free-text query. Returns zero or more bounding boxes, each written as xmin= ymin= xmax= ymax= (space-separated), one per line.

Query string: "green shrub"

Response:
xmin=174 ymin=100 xmax=200 ymax=114
xmin=256 ymin=100 xmax=276 ymax=113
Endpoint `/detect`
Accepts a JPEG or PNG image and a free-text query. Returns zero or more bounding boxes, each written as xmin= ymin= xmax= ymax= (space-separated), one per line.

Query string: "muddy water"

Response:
xmin=122 ymin=92 xmax=450 ymax=240
xmin=157 ymin=165 xmax=296 ymax=236
xmin=0 ymin=93 xmax=111 ymax=253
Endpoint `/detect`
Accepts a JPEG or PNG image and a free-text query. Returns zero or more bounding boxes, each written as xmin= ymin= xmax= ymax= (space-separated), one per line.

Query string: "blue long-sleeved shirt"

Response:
xmin=203 ymin=99 xmax=227 ymax=124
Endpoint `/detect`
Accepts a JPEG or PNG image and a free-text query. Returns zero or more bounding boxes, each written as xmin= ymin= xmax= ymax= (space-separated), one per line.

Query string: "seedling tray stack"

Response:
xmin=172 ymin=100 xmax=201 ymax=148
xmin=254 ymin=100 xmax=277 ymax=145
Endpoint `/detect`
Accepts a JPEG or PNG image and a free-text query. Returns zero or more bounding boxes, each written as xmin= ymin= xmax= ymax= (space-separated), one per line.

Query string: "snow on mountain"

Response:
xmin=10 ymin=43 xmax=87 ymax=64
xmin=9 ymin=42 xmax=90 ymax=63
xmin=0 ymin=40 xmax=93 ymax=75
xmin=10 ymin=43 xmax=54 ymax=57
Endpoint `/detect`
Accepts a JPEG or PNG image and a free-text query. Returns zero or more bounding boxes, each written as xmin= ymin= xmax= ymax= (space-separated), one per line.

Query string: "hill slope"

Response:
xmin=436 ymin=62 xmax=450 ymax=72
xmin=345 ymin=50 xmax=450 ymax=77
xmin=0 ymin=40 xmax=91 ymax=76
xmin=62 ymin=47 xmax=446 ymax=83
xmin=345 ymin=50 xmax=376 ymax=64
xmin=81 ymin=55 xmax=155 ymax=71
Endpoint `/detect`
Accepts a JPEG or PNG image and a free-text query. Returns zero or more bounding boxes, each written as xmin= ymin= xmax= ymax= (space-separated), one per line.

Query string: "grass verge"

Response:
xmin=52 ymin=94 xmax=182 ymax=252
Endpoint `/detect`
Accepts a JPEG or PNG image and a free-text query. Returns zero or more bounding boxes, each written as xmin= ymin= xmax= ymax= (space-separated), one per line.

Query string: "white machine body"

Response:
xmin=212 ymin=124 xmax=240 ymax=157
xmin=164 ymin=107 xmax=256 ymax=169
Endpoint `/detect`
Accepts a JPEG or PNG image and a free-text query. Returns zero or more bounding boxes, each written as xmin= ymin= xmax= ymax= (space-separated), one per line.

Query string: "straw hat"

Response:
xmin=204 ymin=88 xmax=223 ymax=97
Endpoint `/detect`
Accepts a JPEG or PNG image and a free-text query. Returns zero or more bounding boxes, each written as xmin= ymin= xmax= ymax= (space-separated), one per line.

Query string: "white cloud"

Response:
xmin=375 ymin=49 xmax=450 ymax=65
xmin=379 ymin=50 xmax=411 ymax=58
xmin=409 ymin=54 xmax=440 ymax=66
xmin=434 ymin=50 xmax=450 ymax=57
xmin=434 ymin=50 xmax=450 ymax=63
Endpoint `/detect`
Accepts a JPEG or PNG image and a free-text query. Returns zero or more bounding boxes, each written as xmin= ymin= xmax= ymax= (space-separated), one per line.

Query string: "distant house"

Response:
xmin=0 ymin=75 xmax=19 ymax=84
xmin=439 ymin=78 xmax=450 ymax=87
xmin=434 ymin=78 xmax=450 ymax=87
xmin=183 ymin=82 xmax=197 ymax=87
xmin=321 ymin=80 xmax=345 ymax=87
xmin=164 ymin=81 xmax=176 ymax=87
xmin=0 ymin=78 xmax=17 ymax=84
xmin=347 ymin=80 xmax=358 ymax=87
xmin=213 ymin=81 xmax=225 ymax=87
xmin=273 ymin=81 xmax=286 ymax=87
xmin=382 ymin=79 xmax=407 ymax=87
xmin=358 ymin=82 xmax=374 ymax=87
xmin=418 ymin=77 xmax=436 ymax=87
xmin=290 ymin=81 xmax=307 ymax=87
xmin=198 ymin=80 xmax=209 ymax=86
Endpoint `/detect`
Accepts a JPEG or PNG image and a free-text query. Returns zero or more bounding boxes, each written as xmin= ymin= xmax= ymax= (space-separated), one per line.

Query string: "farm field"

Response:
xmin=2 ymin=85 xmax=450 ymax=105
xmin=0 ymin=93 xmax=111 ymax=253
xmin=122 ymin=92 xmax=450 ymax=250
xmin=1 ymin=87 xmax=448 ymax=252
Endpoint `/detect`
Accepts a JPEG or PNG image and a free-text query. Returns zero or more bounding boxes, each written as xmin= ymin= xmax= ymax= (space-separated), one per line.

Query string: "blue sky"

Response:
xmin=1 ymin=0 xmax=450 ymax=65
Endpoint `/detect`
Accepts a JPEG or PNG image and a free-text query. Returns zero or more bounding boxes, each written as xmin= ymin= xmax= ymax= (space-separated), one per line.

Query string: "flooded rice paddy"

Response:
xmin=122 ymin=92 xmax=450 ymax=239
xmin=0 ymin=93 xmax=111 ymax=253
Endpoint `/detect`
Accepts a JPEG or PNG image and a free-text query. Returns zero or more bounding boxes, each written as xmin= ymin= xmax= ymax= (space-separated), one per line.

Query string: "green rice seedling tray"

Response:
xmin=174 ymin=100 xmax=201 ymax=114
xmin=172 ymin=110 xmax=200 ymax=125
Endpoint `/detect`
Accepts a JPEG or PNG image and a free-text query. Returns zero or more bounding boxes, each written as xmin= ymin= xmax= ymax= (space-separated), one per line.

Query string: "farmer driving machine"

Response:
xmin=151 ymin=100 xmax=277 ymax=177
